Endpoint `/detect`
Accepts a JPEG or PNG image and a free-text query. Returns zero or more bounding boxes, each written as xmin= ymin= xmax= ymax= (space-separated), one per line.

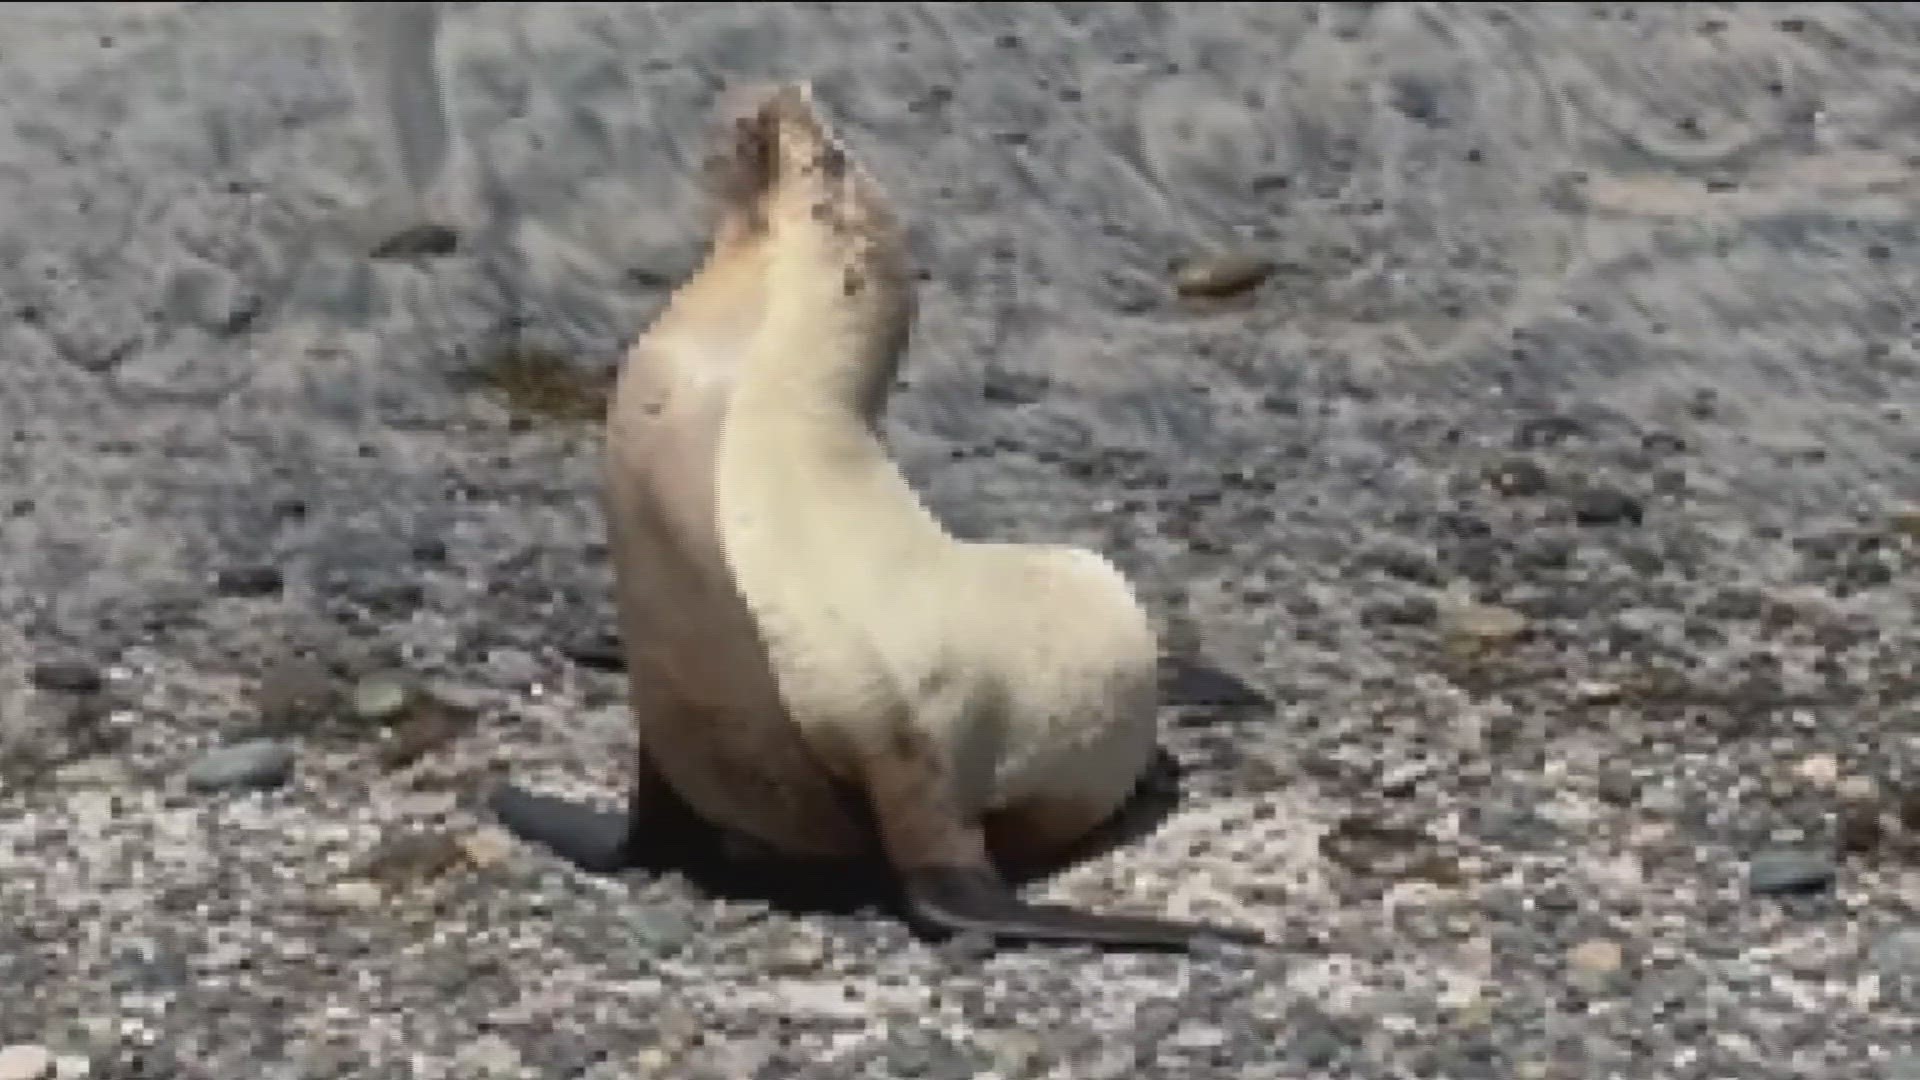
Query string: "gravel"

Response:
xmin=4 ymin=3 xmax=1920 ymax=1078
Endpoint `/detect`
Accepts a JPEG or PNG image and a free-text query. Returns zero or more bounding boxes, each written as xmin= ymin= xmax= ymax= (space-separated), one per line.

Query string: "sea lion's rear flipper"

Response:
xmin=900 ymin=864 xmax=1266 ymax=953
xmin=864 ymin=723 xmax=1266 ymax=953
xmin=487 ymin=747 xmax=707 ymax=875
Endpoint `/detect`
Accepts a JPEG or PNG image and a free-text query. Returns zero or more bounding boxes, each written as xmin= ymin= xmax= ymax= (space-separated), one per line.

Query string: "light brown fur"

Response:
xmin=603 ymin=85 xmax=1133 ymax=871
xmin=599 ymin=86 xmax=865 ymax=859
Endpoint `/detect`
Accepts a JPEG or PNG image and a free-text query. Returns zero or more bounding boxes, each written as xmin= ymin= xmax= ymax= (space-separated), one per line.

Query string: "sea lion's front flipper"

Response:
xmin=488 ymin=746 xmax=705 ymax=875
xmin=900 ymin=864 xmax=1266 ymax=953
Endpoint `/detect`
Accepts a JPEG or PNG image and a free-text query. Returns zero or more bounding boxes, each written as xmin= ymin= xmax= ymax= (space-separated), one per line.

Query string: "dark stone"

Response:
xmin=1486 ymin=453 xmax=1550 ymax=495
xmin=1357 ymin=542 xmax=1442 ymax=587
xmin=1572 ymin=488 xmax=1644 ymax=527
xmin=563 ymin=632 xmax=627 ymax=673
xmin=370 ymin=223 xmax=459 ymax=259
xmin=980 ymin=368 xmax=1048 ymax=406
xmin=216 ymin=564 xmax=285 ymax=597
xmin=30 ymin=659 xmax=103 ymax=694
xmin=1748 ymin=848 xmax=1836 ymax=895
xmin=1513 ymin=414 xmax=1587 ymax=449
xmin=1159 ymin=657 xmax=1269 ymax=710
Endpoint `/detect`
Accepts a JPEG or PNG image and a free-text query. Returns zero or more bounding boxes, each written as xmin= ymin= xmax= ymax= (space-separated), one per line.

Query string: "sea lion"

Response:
xmin=490 ymin=83 xmax=1262 ymax=952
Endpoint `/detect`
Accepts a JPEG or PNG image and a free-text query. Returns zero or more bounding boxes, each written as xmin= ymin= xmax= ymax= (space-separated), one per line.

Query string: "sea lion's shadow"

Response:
xmin=652 ymin=744 xmax=1191 ymax=921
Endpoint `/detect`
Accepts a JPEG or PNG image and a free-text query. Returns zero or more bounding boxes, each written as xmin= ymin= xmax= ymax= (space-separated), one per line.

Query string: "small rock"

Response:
xmin=561 ymin=632 xmax=626 ymax=673
xmin=980 ymin=368 xmax=1050 ymax=406
xmin=1487 ymin=457 xmax=1550 ymax=498
xmin=629 ymin=908 xmax=698 ymax=956
xmin=1159 ymin=657 xmax=1269 ymax=709
xmin=1172 ymin=252 xmax=1275 ymax=298
xmin=1748 ymin=847 xmax=1836 ymax=895
xmin=255 ymin=656 xmax=338 ymax=731
xmin=1573 ymin=680 xmax=1623 ymax=705
xmin=1571 ymin=488 xmax=1644 ymax=526
xmin=457 ymin=826 xmax=514 ymax=870
xmin=1836 ymin=775 xmax=1877 ymax=802
xmin=632 ymin=1048 xmax=674 ymax=1077
xmin=1837 ymin=804 xmax=1884 ymax=855
xmin=1512 ymin=414 xmax=1586 ymax=449
xmin=328 ymin=880 xmax=383 ymax=910
xmin=1567 ymin=938 xmax=1623 ymax=979
xmin=0 ymin=1045 xmax=52 ymax=1080
xmin=1440 ymin=599 xmax=1528 ymax=654
xmin=29 ymin=660 xmax=103 ymax=695
xmin=1596 ymin=769 xmax=1639 ymax=805
xmin=980 ymin=1030 xmax=1043 ymax=1078
xmin=371 ymin=223 xmax=459 ymax=260
xmin=355 ymin=830 xmax=465 ymax=890
xmin=484 ymin=647 xmax=541 ymax=688
xmin=51 ymin=1056 xmax=88 ymax=1080
xmin=455 ymin=1034 xmax=520 ymax=1078
xmin=767 ymin=936 xmax=829 ymax=975
xmin=1892 ymin=507 xmax=1920 ymax=540
xmin=376 ymin=697 xmax=470 ymax=771
xmin=215 ymin=563 xmax=284 ymax=597
xmin=185 ymin=739 xmax=295 ymax=792
xmin=350 ymin=674 xmax=412 ymax=724
xmin=1870 ymin=928 xmax=1920 ymax=978
xmin=1795 ymin=754 xmax=1840 ymax=788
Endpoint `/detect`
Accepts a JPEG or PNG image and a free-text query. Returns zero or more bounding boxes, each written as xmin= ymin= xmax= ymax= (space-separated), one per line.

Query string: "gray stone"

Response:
xmin=185 ymin=739 xmax=295 ymax=792
xmin=1871 ymin=928 xmax=1920 ymax=979
xmin=349 ymin=674 xmax=411 ymax=724
xmin=1748 ymin=848 xmax=1836 ymax=895
xmin=629 ymin=908 xmax=697 ymax=957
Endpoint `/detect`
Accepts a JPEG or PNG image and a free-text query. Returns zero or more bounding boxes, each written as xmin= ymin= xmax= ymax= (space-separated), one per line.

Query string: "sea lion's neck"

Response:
xmin=736 ymin=215 xmax=913 ymax=420
xmin=722 ymin=252 xmax=945 ymax=558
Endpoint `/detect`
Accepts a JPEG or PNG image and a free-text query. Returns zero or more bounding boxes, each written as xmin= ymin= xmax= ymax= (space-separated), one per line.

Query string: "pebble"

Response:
xmin=1440 ymin=598 xmax=1528 ymax=654
xmin=1172 ymin=252 xmax=1275 ymax=298
xmin=1573 ymin=680 xmax=1624 ymax=705
xmin=0 ymin=1046 xmax=51 ymax=1080
xmin=52 ymin=1057 xmax=87 ymax=1080
xmin=328 ymin=880 xmax=383 ymax=910
xmin=1891 ymin=506 xmax=1920 ymax=540
xmin=457 ymin=826 xmax=514 ymax=869
xmin=1487 ymin=457 xmax=1550 ymax=497
xmin=350 ymin=674 xmax=412 ymax=724
xmin=1748 ymin=847 xmax=1836 ymax=895
xmin=184 ymin=739 xmax=295 ymax=792
xmin=29 ymin=661 xmax=103 ymax=695
xmin=370 ymin=222 xmax=460 ymax=260
xmin=1837 ymin=775 xmax=1878 ymax=802
xmin=1571 ymin=487 xmax=1644 ymax=526
xmin=254 ymin=656 xmax=337 ymax=730
xmin=1870 ymin=928 xmax=1920 ymax=979
xmin=1795 ymin=753 xmax=1840 ymax=788
xmin=1568 ymin=938 xmax=1624 ymax=979
xmin=356 ymin=830 xmax=465 ymax=889
xmin=214 ymin=563 xmax=284 ymax=597
xmin=455 ymin=1034 xmax=521 ymax=1077
xmin=981 ymin=1030 xmax=1043 ymax=1077
xmin=628 ymin=908 xmax=697 ymax=956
